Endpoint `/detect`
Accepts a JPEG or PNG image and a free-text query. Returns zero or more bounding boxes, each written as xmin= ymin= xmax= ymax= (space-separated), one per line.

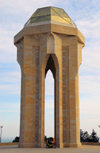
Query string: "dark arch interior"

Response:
xmin=45 ymin=55 xmax=56 ymax=79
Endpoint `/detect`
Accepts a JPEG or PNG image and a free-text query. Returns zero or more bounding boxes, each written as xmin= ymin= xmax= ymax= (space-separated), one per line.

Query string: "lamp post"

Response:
xmin=0 ymin=126 xmax=3 ymax=143
xmin=98 ymin=125 xmax=100 ymax=143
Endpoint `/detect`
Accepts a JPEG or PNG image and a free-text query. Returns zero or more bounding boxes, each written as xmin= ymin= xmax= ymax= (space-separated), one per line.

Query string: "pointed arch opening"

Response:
xmin=45 ymin=55 xmax=56 ymax=140
xmin=45 ymin=70 xmax=54 ymax=138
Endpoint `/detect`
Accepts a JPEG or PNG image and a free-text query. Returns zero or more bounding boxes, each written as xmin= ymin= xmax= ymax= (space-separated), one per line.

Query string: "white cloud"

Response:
xmin=45 ymin=100 xmax=54 ymax=109
xmin=80 ymin=98 xmax=100 ymax=137
xmin=79 ymin=75 xmax=100 ymax=95
xmin=0 ymin=71 xmax=21 ymax=83
xmin=76 ymin=19 xmax=100 ymax=40
xmin=0 ymin=0 xmax=58 ymax=15
xmin=0 ymin=103 xmax=20 ymax=113
xmin=0 ymin=26 xmax=18 ymax=63
xmin=0 ymin=27 xmax=16 ymax=50
xmin=80 ymin=99 xmax=100 ymax=116
xmin=0 ymin=71 xmax=21 ymax=95
xmin=0 ymin=84 xmax=20 ymax=95
xmin=45 ymin=70 xmax=54 ymax=96
xmin=76 ymin=12 xmax=100 ymax=75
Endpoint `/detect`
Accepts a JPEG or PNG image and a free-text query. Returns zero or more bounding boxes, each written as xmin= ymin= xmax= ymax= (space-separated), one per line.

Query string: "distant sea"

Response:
xmin=1 ymin=138 xmax=13 ymax=143
xmin=1 ymin=137 xmax=100 ymax=143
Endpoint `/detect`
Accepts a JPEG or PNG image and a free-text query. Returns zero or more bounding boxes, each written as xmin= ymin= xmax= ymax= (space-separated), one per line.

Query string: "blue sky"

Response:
xmin=0 ymin=0 xmax=100 ymax=140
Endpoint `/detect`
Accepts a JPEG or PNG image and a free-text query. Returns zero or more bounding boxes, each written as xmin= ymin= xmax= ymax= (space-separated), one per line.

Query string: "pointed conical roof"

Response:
xmin=25 ymin=7 xmax=76 ymax=27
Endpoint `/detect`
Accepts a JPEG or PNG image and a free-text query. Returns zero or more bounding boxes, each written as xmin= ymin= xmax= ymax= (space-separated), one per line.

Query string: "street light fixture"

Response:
xmin=98 ymin=125 xmax=100 ymax=143
xmin=0 ymin=126 xmax=3 ymax=143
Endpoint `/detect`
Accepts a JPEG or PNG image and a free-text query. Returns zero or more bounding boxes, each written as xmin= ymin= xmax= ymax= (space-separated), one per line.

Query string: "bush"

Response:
xmin=12 ymin=137 xmax=19 ymax=142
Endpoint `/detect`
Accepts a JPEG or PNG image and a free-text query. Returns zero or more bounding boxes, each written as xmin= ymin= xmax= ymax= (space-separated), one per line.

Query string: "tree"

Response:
xmin=89 ymin=129 xmax=99 ymax=142
xmin=80 ymin=129 xmax=99 ymax=143
xmin=80 ymin=129 xmax=89 ymax=142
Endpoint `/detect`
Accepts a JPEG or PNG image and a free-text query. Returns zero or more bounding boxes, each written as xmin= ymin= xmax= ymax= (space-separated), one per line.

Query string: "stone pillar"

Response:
xmin=61 ymin=36 xmax=83 ymax=147
xmin=68 ymin=37 xmax=81 ymax=147
xmin=18 ymin=36 xmax=37 ymax=147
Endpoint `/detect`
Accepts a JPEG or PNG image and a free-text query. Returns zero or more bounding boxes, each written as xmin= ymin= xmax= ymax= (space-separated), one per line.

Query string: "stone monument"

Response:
xmin=14 ymin=7 xmax=85 ymax=148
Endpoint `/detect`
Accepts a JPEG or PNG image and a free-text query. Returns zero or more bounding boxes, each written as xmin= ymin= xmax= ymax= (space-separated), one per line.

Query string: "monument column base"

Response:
xmin=19 ymin=142 xmax=44 ymax=148
xmin=63 ymin=142 xmax=81 ymax=148
xmin=67 ymin=143 xmax=81 ymax=148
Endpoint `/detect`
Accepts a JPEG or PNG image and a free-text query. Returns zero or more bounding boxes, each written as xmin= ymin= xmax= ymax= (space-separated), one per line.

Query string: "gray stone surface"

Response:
xmin=0 ymin=145 xmax=100 ymax=153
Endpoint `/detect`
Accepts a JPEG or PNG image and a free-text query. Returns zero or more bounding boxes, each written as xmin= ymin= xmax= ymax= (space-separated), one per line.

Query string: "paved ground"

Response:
xmin=0 ymin=145 xmax=100 ymax=153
